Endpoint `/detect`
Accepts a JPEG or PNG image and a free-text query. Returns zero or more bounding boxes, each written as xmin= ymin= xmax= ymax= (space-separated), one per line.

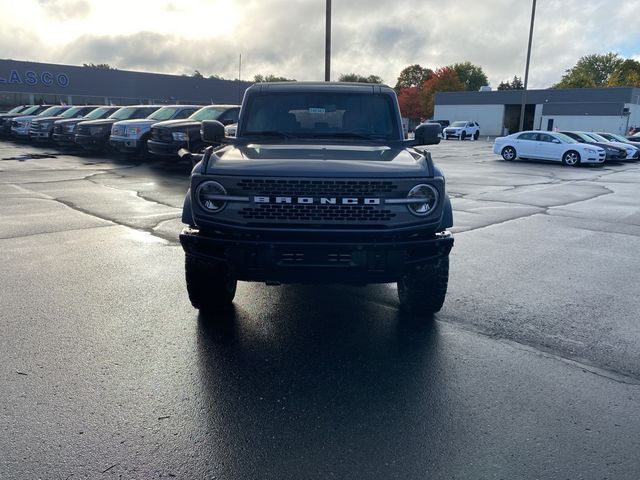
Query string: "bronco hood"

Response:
xmin=202 ymin=143 xmax=434 ymax=178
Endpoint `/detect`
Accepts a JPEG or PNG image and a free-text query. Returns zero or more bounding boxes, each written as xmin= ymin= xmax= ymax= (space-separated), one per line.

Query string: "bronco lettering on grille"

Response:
xmin=253 ymin=196 xmax=381 ymax=205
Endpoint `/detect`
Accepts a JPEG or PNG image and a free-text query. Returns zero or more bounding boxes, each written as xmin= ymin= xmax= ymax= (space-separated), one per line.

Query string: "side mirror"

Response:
xmin=200 ymin=120 xmax=225 ymax=143
xmin=552 ymin=139 xmax=561 ymax=144
xmin=414 ymin=123 xmax=441 ymax=145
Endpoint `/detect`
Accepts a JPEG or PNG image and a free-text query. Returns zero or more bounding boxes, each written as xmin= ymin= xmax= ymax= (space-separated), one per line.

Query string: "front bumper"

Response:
xmin=11 ymin=127 xmax=30 ymax=138
xmin=180 ymin=227 xmax=454 ymax=284
xmin=75 ymin=133 xmax=108 ymax=150
xmin=52 ymin=133 xmax=76 ymax=145
xmin=29 ymin=130 xmax=53 ymax=141
xmin=110 ymin=136 xmax=141 ymax=152
xmin=147 ymin=139 xmax=186 ymax=157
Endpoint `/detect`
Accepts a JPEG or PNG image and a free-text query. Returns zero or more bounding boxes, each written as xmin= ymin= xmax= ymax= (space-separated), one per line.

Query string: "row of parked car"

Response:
xmin=492 ymin=129 xmax=640 ymax=166
xmin=0 ymin=103 xmax=240 ymax=157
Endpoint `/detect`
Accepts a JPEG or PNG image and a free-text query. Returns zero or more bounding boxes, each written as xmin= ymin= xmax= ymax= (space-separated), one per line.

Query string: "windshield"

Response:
xmin=607 ymin=133 xmax=629 ymax=142
xmin=84 ymin=107 xmax=113 ymax=119
xmin=109 ymin=106 xmax=145 ymax=120
xmin=241 ymin=92 xmax=400 ymax=142
xmin=6 ymin=105 xmax=26 ymax=114
xmin=191 ymin=107 xmax=228 ymax=121
xmin=450 ymin=121 xmax=467 ymax=127
xmin=38 ymin=106 xmax=65 ymax=116
xmin=19 ymin=105 xmax=43 ymax=115
xmin=554 ymin=132 xmax=576 ymax=143
xmin=584 ymin=132 xmax=608 ymax=142
xmin=59 ymin=106 xmax=85 ymax=118
xmin=148 ymin=106 xmax=179 ymax=121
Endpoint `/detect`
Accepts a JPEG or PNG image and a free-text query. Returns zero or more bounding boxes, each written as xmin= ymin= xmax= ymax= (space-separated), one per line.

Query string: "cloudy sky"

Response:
xmin=1 ymin=0 xmax=639 ymax=89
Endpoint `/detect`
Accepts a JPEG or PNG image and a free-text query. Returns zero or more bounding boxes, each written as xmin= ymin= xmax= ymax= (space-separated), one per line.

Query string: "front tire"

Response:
xmin=398 ymin=257 xmax=450 ymax=315
xmin=460 ymin=130 xmax=466 ymax=140
xmin=185 ymin=255 xmax=237 ymax=312
xmin=473 ymin=131 xmax=479 ymax=140
xmin=562 ymin=150 xmax=581 ymax=166
xmin=501 ymin=146 xmax=516 ymax=161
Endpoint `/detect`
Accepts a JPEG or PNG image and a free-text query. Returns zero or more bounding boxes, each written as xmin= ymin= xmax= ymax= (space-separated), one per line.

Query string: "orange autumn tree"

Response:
xmin=421 ymin=67 xmax=465 ymax=118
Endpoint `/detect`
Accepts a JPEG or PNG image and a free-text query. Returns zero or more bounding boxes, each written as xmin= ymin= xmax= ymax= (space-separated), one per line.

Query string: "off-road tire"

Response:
xmin=185 ymin=255 xmax=237 ymax=311
xmin=397 ymin=256 xmax=450 ymax=315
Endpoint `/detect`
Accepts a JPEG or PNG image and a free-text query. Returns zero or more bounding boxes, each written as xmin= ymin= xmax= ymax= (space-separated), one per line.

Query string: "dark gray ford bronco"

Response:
xmin=179 ymin=82 xmax=453 ymax=315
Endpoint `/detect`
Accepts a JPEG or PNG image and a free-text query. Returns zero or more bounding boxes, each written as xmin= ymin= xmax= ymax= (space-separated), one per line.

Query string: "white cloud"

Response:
xmin=0 ymin=0 xmax=637 ymax=88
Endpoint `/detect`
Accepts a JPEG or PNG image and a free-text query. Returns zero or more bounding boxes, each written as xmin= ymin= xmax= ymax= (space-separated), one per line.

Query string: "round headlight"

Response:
xmin=407 ymin=184 xmax=439 ymax=216
xmin=196 ymin=181 xmax=227 ymax=213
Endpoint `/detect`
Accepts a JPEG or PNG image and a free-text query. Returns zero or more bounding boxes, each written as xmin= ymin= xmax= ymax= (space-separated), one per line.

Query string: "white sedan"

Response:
xmin=493 ymin=131 xmax=606 ymax=166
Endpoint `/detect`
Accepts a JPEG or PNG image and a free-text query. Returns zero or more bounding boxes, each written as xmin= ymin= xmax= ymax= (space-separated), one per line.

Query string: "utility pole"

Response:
xmin=518 ymin=0 xmax=537 ymax=132
xmin=325 ymin=0 xmax=331 ymax=81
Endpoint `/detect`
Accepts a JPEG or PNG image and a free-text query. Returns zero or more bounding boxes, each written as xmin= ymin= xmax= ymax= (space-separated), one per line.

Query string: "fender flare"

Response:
xmin=440 ymin=195 xmax=453 ymax=230
xmin=181 ymin=189 xmax=194 ymax=225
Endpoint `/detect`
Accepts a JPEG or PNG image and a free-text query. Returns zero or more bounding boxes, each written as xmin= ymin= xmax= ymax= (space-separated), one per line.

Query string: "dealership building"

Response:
xmin=0 ymin=59 xmax=251 ymax=109
xmin=434 ymin=86 xmax=640 ymax=136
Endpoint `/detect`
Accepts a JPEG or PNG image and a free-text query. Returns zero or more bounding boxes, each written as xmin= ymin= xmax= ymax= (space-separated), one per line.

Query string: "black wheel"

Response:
xmin=562 ymin=150 xmax=581 ymax=166
xmin=137 ymin=134 xmax=152 ymax=158
xmin=501 ymin=146 xmax=516 ymax=161
xmin=397 ymin=257 xmax=449 ymax=315
xmin=460 ymin=130 xmax=466 ymax=140
xmin=185 ymin=255 xmax=237 ymax=311
xmin=473 ymin=131 xmax=479 ymax=140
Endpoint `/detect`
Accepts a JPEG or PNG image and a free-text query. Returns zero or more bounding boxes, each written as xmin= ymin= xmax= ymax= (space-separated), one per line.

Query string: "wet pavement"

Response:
xmin=1 ymin=139 xmax=640 ymax=479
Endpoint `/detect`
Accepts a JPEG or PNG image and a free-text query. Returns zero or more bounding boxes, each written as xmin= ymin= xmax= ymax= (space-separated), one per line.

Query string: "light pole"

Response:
xmin=518 ymin=0 xmax=537 ymax=132
xmin=325 ymin=0 xmax=331 ymax=81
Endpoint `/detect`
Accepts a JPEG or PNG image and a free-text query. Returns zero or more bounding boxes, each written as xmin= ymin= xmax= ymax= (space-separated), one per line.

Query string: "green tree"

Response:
xmin=394 ymin=64 xmax=433 ymax=92
xmin=421 ymin=67 xmax=465 ymax=118
xmin=555 ymin=52 xmax=624 ymax=88
xmin=253 ymin=74 xmax=295 ymax=82
xmin=497 ymin=75 xmax=524 ymax=90
xmin=607 ymin=59 xmax=640 ymax=87
xmin=450 ymin=61 xmax=489 ymax=91
xmin=192 ymin=70 xmax=204 ymax=78
xmin=338 ymin=73 xmax=384 ymax=84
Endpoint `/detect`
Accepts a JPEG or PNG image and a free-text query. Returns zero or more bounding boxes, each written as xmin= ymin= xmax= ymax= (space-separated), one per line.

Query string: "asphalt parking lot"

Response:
xmin=1 ymin=138 xmax=640 ymax=479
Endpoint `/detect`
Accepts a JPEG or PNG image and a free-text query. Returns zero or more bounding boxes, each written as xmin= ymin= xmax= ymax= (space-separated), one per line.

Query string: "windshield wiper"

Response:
xmin=309 ymin=132 xmax=388 ymax=141
xmin=246 ymin=130 xmax=299 ymax=139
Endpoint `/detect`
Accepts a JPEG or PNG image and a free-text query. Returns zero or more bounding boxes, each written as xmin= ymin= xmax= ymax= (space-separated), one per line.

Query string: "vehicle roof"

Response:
xmin=247 ymin=81 xmax=395 ymax=94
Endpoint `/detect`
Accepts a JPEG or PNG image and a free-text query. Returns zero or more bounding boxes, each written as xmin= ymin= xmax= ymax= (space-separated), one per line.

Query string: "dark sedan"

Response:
xmin=559 ymin=131 xmax=628 ymax=161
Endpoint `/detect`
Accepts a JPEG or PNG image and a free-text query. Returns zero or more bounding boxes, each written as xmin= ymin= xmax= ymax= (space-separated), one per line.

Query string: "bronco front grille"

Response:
xmin=236 ymin=179 xmax=398 ymax=197
xmin=239 ymin=204 xmax=395 ymax=222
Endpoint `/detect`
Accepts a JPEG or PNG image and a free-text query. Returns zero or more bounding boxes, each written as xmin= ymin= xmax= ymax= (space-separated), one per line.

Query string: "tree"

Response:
xmin=555 ymin=52 xmax=624 ymax=88
xmin=451 ymin=61 xmax=489 ymax=91
xmin=253 ymin=74 xmax=295 ymax=82
xmin=82 ymin=63 xmax=115 ymax=70
xmin=192 ymin=70 xmax=204 ymax=78
xmin=338 ymin=73 xmax=384 ymax=84
xmin=607 ymin=59 xmax=640 ymax=87
xmin=394 ymin=64 xmax=433 ymax=92
xmin=497 ymin=75 xmax=524 ymax=90
xmin=421 ymin=67 xmax=465 ymax=118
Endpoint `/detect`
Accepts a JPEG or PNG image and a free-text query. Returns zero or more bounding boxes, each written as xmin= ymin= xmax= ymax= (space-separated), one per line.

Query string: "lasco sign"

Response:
xmin=0 ymin=69 xmax=70 ymax=87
